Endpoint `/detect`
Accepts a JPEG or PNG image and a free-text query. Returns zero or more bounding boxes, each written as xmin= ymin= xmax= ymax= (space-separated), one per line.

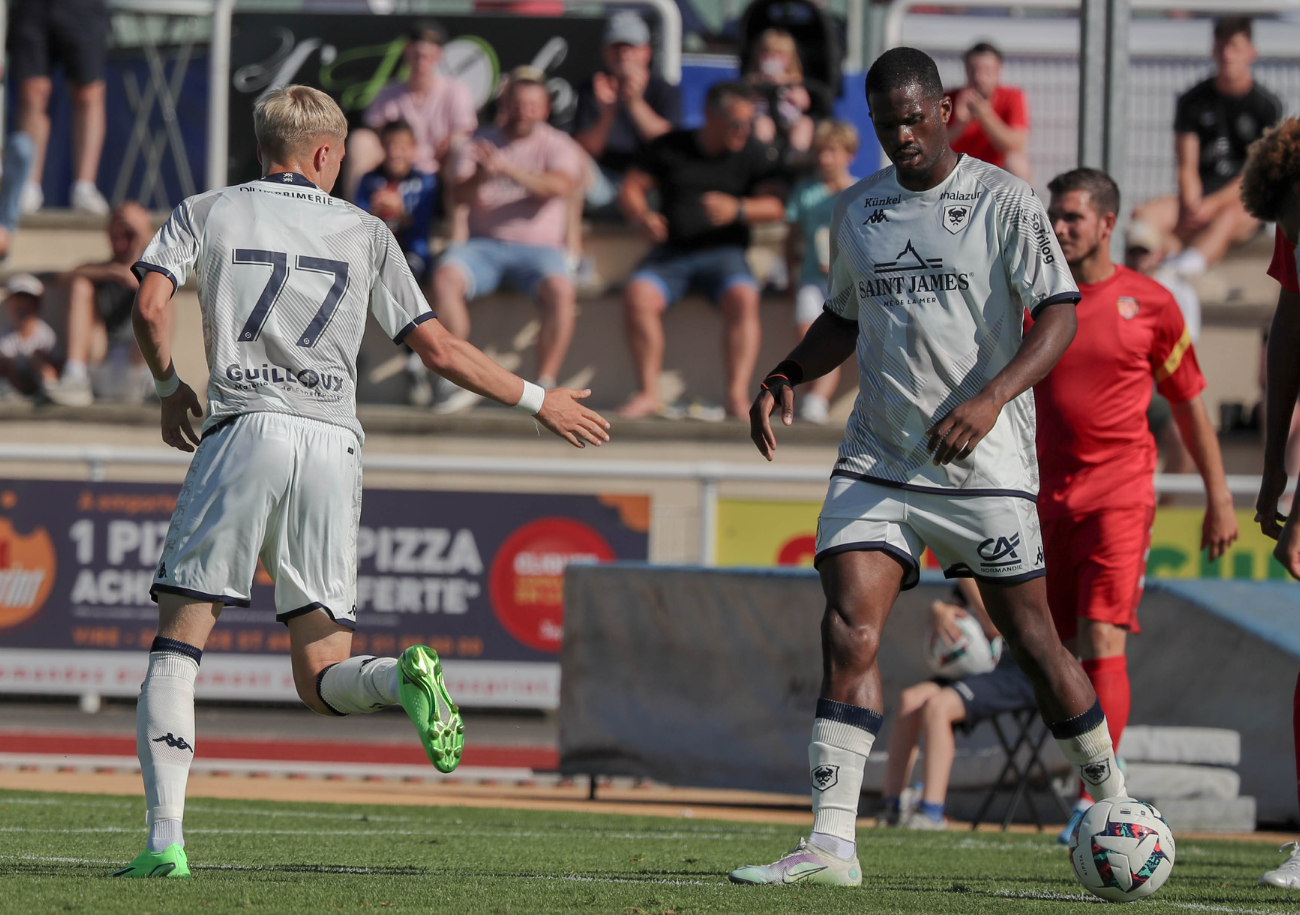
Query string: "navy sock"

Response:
xmin=919 ymin=800 xmax=944 ymax=822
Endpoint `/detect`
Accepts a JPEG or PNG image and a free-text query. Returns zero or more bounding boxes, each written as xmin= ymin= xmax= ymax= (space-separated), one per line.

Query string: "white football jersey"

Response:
xmin=825 ymin=155 xmax=1079 ymax=498
xmin=136 ymin=173 xmax=434 ymax=442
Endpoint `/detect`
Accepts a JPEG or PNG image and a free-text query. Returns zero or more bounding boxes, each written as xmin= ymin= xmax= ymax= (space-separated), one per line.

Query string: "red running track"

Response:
xmin=0 ymin=732 xmax=558 ymax=771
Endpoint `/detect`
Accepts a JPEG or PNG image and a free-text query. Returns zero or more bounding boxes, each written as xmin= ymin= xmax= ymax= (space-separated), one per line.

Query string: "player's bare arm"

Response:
xmin=1258 ymin=287 xmax=1300 ymax=542
xmin=1167 ymin=397 xmax=1238 ymax=560
xmin=132 ymin=269 xmax=202 ymax=453
xmin=925 ymin=300 xmax=1076 ymax=465
xmin=749 ymin=309 xmax=857 ymax=460
xmin=405 ymin=318 xmax=611 ymax=449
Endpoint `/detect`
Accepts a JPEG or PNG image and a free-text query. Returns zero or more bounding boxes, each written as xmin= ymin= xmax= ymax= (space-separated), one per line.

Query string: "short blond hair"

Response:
xmin=254 ymin=85 xmax=347 ymax=162
xmin=753 ymin=29 xmax=802 ymax=79
xmin=813 ymin=119 xmax=859 ymax=155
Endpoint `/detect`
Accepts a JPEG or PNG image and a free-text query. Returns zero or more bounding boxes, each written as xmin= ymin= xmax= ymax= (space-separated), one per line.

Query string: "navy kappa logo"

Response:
xmin=152 ymin=733 xmax=194 ymax=753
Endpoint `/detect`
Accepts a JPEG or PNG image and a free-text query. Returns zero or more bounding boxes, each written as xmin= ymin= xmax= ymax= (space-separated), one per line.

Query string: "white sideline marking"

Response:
xmin=0 ymin=824 xmax=768 ymax=841
xmin=0 ymin=754 xmax=537 ymax=783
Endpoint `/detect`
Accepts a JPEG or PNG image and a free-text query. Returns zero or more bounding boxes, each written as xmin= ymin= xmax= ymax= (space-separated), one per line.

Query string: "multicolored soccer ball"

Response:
xmin=1069 ymin=798 xmax=1176 ymax=902
xmin=926 ymin=611 xmax=1001 ymax=678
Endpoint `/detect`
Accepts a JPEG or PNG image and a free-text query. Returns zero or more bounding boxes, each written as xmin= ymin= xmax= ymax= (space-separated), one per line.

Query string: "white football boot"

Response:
xmin=1261 ymin=841 xmax=1300 ymax=888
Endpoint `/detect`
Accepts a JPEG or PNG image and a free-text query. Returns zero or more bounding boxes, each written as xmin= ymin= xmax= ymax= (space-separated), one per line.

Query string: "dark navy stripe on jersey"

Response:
xmin=1048 ymin=698 xmax=1106 ymax=740
xmin=133 ymin=260 xmax=178 ymax=294
xmin=150 ymin=636 xmax=203 ymax=664
xmin=816 ymin=698 xmax=884 ymax=735
xmin=260 ymin=172 xmax=320 ymax=189
xmin=393 ymin=310 xmax=438 ymax=345
xmin=830 ymin=468 xmax=1038 ymax=503
xmin=1030 ymin=290 xmax=1083 ymax=317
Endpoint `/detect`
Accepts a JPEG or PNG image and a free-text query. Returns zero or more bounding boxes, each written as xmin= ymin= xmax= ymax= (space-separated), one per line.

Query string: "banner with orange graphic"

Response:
xmin=0 ymin=481 xmax=648 ymax=707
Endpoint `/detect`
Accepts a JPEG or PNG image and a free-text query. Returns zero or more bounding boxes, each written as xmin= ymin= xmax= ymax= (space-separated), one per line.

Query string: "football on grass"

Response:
xmin=1069 ymin=797 xmax=1176 ymax=902
xmin=926 ymin=612 xmax=1000 ymax=678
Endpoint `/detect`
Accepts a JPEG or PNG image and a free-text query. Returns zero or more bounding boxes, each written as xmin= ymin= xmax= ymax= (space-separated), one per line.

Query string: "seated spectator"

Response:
xmin=45 ymin=201 xmax=153 ymax=405
xmin=618 ymin=81 xmax=786 ymax=420
xmin=944 ymin=42 xmax=1030 ymax=182
xmin=346 ymin=21 xmax=477 ymax=201
xmin=356 ymin=120 xmax=438 ymax=284
xmin=743 ymin=29 xmax=830 ymax=160
xmin=431 ymin=71 xmax=583 ymax=413
xmin=572 ymin=12 xmax=681 ymax=215
xmin=879 ymin=581 xmax=1033 ymax=830
xmin=1131 ymin=17 xmax=1280 ymax=276
xmin=0 ymin=274 xmax=59 ymax=397
xmin=9 ymin=0 xmax=110 ymax=214
xmin=785 ymin=120 xmax=858 ymax=425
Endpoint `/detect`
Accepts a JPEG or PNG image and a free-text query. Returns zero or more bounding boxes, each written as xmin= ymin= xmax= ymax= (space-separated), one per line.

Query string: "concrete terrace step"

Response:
xmin=1150 ymin=796 xmax=1257 ymax=833
xmin=1121 ymin=726 xmax=1241 ymax=767
xmin=1124 ymin=762 xmax=1241 ymax=801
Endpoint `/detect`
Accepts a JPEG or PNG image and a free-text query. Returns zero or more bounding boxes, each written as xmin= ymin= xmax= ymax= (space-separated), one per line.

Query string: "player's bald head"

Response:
xmin=254 ymin=85 xmax=348 ymax=164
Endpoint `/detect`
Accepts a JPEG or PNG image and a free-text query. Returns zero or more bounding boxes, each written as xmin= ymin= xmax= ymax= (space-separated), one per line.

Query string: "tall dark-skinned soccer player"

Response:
xmin=729 ymin=48 xmax=1128 ymax=886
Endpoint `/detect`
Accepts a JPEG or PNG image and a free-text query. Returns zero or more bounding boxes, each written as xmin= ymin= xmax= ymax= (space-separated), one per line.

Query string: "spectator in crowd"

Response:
xmin=45 ymin=201 xmax=153 ymax=405
xmin=8 ymin=0 xmax=111 ymax=214
xmin=431 ymin=70 xmax=584 ymax=414
xmin=356 ymin=120 xmax=439 ymax=284
xmin=1131 ymin=17 xmax=1280 ymax=277
xmin=785 ymin=119 xmax=858 ymax=425
xmin=0 ymin=274 xmax=60 ymax=398
xmin=572 ymin=12 xmax=682 ymax=214
xmin=944 ymin=42 xmax=1030 ymax=182
xmin=618 ymin=81 xmax=785 ymax=420
xmin=346 ymin=21 xmax=478 ymax=202
xmin=743 ymin=29 xmax=831 ymax=160
xmin=878 ymin=581 xmax=1033 ymax=831
xmin=0 ymin=132 xmax=36 ymax=260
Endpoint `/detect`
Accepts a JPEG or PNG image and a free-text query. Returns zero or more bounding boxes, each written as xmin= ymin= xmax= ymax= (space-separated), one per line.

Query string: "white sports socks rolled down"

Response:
xmin=316 ymin=656 xmax=400 ymax=715
xmin=1050 ymin=699 xmax=1128 ymax=802
xmin=137 ymin=638 xmax=201 ymax=852
xmin=808 ymin=698 xmax=883 ymax=851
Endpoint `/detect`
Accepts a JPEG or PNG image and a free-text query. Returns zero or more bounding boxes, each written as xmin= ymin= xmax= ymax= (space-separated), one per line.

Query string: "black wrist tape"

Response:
xmin=764 ymin=359 xmax=805 ymax=387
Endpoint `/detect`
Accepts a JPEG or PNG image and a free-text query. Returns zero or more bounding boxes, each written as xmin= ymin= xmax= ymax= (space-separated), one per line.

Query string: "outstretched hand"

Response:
xmin=159 ymin=382 xmax=203 ymax=453
xmin=925 ymin=392 xmax=1001 ymax=465
xmin=750 ymin=383 xmax=795 ymax=461
xmin=536 ymin=388 xmax=612 ymax=449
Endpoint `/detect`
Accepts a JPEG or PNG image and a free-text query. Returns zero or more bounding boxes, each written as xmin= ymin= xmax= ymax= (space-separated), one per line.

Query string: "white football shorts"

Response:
xmin=151 ymin=411 xmax=363 ymax=628
xmin=814 ymin=473 xmax=1046 ymax=589
xmin=795 ymin=282 xmax=828 ymax=325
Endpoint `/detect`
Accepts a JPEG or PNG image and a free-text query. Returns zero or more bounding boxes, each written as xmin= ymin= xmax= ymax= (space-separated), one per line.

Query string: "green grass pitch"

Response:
xmin=0 ymin=789 xmax=1294 ymax=914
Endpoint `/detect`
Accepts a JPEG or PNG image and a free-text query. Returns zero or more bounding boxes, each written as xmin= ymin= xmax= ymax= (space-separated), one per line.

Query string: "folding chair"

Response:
xmin=969 ymin=707 xmax=1071 ymax=831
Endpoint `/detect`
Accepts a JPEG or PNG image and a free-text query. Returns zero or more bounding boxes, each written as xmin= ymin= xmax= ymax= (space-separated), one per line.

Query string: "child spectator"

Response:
xmin=743 ymin=29 xmax=830 ymax=159
xmin=356 ymin=120 xmax=438 ymax=283
xmin=784 ymin=120 xmax=857 ymax=424
xmin=0 ymin=274 xmax=59 ymax=397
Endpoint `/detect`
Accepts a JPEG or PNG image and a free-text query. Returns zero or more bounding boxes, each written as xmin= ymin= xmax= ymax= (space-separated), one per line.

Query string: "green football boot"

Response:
xmin=111 ymin=844 xmax=190 ymax=878
xmin=729 ymin=837 xmax=862 ymax=886
xmin=398 ymin=644 xmax=464 ymax=773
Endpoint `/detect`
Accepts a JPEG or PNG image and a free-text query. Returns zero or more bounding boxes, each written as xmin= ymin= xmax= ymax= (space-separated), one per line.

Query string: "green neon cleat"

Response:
xmin=729 ymin=837 xmax=862 ymax=886
xmin=398 ymin=644 xmax=464 ymax=773
xmin=111 ymin=844 xmax=190 ymax=878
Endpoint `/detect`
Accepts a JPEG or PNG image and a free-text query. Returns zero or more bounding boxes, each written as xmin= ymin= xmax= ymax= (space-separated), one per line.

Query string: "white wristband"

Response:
xmin=154 ymin=371 xmax=181 ymax=399
xmin=514 ymin=380 xmax=545 ymax=415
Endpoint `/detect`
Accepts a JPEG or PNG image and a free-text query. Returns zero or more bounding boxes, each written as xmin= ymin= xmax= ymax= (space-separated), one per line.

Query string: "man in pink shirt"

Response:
xmin=430 ymin=71 xmax=583 ymax=411
xmin=345 ymin=21 xmax=478 ymax=199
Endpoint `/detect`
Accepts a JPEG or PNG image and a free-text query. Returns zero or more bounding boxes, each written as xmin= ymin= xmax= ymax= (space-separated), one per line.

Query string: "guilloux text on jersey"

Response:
xmin=225 ymin=362 xmax=345 ymax=393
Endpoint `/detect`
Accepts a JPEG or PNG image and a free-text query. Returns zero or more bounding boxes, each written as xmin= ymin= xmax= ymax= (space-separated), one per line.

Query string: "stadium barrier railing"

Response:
xmin=0 ymin=442 xmax=1283 ymax=566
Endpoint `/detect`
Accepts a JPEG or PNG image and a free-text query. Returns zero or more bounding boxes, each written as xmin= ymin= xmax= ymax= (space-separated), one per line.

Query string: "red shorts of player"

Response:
xmin=1042 ymin=504 xmax=1155 ymax=640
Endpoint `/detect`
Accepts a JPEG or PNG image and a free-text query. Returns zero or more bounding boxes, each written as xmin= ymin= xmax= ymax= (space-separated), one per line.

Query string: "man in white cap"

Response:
xmin=0 ymin=273 xmax=59 ymax=397
xmin=571 ymin=11 xmax=681 ymax=213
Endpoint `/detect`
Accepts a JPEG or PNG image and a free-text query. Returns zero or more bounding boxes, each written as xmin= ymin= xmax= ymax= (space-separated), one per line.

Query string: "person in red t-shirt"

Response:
xmin=1037 ymin=167 xmax=1238 ymax=842
xmin=944 ymin=42 xmax=1030 ymax=181
xmin=1241 ymin=119 xmax=1300 ymax=888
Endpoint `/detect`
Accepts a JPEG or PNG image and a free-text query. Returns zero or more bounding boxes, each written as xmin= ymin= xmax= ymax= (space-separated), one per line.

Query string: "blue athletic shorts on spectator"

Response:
xmin=631 ymin=245 xmax=758 ymax=306
xmin=440 ymin=238 xmax=569 ymax=300
xmin=935 ymin=653 xmax=1036 ymax=732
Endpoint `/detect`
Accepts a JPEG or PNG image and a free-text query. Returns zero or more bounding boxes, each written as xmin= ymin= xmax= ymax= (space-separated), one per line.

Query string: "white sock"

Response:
xmin=316 ymin=656 xmax=400 ymax=715
xmin=1169 ymin=247 xmax=1207 ymax=277
xmin=1050 ymin=700 xmax=1127 ymax=802
xmin=137 ymin=637 xmax=201 ymax=851
xmin=808 ymin=698 xmax=882 ymax=853
xmin=810 ymin=831 xmax=857 ymax=859
xmin=64 ymin=361 xmax=87 ymax=382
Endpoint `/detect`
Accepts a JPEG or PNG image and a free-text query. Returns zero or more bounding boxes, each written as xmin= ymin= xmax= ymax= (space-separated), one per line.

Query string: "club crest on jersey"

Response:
xmin=811 ymin=765 xmax=839 ymax=790
xmin=281 ymin=173 xmax=294 ymax=183
xmin=1117 ymin=297 xmax=1139 ymax=319
xmin=942 ymin=204 xmax=972 ymax=234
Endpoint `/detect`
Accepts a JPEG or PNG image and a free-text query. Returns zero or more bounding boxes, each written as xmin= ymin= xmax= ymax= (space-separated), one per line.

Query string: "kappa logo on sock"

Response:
xmin=1081 ymin=759 xmax=1111 ymax=786
xmin=152 ymin=733 xmax=194 ymax=753
xmin=811 ymin=764 xmax=839 ymax=791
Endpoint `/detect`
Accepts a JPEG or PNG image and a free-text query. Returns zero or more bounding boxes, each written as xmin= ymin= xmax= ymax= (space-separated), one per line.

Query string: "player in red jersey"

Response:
xmin=1241 ymin=118 xmax=1300 ymax=888
xmin=1037 ymin=168 xmax=1239 ymax=842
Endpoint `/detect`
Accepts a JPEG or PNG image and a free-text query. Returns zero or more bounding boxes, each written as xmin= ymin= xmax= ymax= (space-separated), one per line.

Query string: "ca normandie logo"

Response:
xmin=0 ymin=513 xmax=57 ymax=629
